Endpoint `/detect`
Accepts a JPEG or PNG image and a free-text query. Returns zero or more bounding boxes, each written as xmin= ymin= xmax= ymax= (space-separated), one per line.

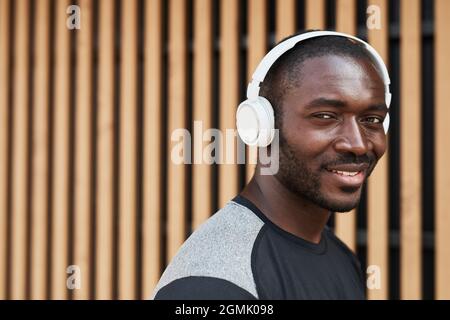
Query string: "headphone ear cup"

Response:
xmin=256 ymin=97 xmax=275 ymax=146
xmin=236 ymin=100 xmax=260 ymax=146
xmin=236 ymin=97 xmax=275 ymax=147
xmin=383 ymin=112 xmax=390 ymax=134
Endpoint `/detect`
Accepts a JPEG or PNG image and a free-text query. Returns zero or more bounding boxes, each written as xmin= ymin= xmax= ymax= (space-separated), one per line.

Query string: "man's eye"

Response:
xmin=363 ymin=116 xmax=383 ymax=124
xmin=314 ymin=113 xmax=334 ymax=119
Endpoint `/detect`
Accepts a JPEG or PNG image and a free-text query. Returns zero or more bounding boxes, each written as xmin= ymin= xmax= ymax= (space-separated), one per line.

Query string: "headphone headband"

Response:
xmin=246 ymin=30 xmax=391 ymax=106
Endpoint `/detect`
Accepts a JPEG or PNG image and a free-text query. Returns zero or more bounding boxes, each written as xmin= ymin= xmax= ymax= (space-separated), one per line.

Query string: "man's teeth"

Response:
xmin=329 ymin=169 xmax=359 ymax=176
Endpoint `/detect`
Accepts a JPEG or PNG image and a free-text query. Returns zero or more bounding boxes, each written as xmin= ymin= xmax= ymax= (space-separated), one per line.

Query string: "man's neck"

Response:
xmin=240 ymin=168 xmax=331 ymax=244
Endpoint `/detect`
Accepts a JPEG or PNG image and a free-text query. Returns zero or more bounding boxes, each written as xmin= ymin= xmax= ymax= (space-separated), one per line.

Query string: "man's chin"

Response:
xmin=315 ymin=201 xmax=358 ymax=213
xmin=317 ymin=192 xmax=362 ymax=213
xmin=329 ymin=203 xmax=360 ymax=213
xmin=318 ymin=181 xmax=366 ymax=212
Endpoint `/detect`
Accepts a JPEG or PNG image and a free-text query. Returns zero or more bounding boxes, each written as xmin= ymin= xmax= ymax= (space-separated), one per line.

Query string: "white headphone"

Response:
xmin=236 ymin=30 xmax=392 ymax=147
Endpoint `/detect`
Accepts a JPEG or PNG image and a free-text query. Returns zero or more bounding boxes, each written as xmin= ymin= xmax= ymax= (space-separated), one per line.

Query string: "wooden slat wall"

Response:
xmin=245 ymin=0 xmax=266 ymax=183
xmin=435 ymin=0 xmax=450 ymax=300
xmin=276 ymin=0 xmax=296 ymax=42
xmin=167 ymin=0 xmax=187 ymax=262
xmin=51 ymin=0 xmax=71 ymax=300
xmin=143 ymin=0 xmax=162 ymax=299
xmin=192 ymin=0 xmax=212 ymax=230
xmin=334 ymin=0 xmax=357 ymax=252
xmin=74 ymin=0 xmax=93 ymax=299
xmin=96 ymin=0 xmax=115 ymax=300
xmin=0 ymin=0 xmax=448 ymax=300
xmin=0 ymin=0 xmax=10 ymax=300
xmin=11 ymin=0 xmax=29 ymax=299
xmin=306 ymin=0 xmax=325 ymax=30
xmin=119 ymin=0 xmax=138 ymax=299
xmin=218 ymin=0 xmax=239 ymax=208
xmin=400 ymin=0 xmax=422 ymax=300
xmin=367 ymin=0 xmax=390 ymax=301
xmin=31 ymin=0 xmax=50 ymax=300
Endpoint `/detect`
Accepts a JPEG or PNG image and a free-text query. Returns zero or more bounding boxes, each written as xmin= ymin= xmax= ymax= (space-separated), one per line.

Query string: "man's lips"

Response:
xmin=323 ymin=163 xmax=369 ymax=187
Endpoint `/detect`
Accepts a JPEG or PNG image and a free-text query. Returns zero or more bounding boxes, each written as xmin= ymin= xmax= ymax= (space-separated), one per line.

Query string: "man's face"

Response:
xmin=275 ymin=55 xmax=388 ymax=212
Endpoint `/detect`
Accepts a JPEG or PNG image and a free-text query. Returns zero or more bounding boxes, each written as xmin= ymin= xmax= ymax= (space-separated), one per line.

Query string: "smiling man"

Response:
xmin=152 ymin=31 xmax=390 ymax=300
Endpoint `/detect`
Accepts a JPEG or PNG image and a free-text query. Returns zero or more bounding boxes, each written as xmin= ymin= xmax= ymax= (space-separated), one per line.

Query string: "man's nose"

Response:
xmin=333 ymin=117 xmax=369 ymax=156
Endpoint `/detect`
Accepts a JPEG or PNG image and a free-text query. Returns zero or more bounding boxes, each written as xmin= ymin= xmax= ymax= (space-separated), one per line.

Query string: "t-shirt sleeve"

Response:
xmin=153 ymin=276 xmax=258 ymax=300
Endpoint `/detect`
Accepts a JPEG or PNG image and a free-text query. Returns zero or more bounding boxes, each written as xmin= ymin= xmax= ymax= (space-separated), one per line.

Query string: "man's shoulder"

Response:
xmin=196 ymin=200 xmax=263 ymax=234
xmin=183 ymin=200 xmax=265 ymax=253
xmin=151 ymin=200 xmax=265 ymax=299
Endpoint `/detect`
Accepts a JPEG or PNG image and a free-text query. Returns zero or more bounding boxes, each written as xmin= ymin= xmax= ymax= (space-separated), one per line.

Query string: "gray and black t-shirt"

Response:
xmin=152 ymin=195 xmax=365 ymax=300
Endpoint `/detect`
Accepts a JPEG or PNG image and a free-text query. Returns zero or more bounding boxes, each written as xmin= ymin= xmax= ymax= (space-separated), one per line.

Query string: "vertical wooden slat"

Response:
xmin=143 ymin=0 xmax=162 ymax=298
xmin=30 ymin=0 xmax=49 ymax=300
xmin=119 ymin=0 xmax=138 ymax=299
xmin=334 ymin=0 xmax=357 ymax=252
xmin=367 ymin=0 xmax=390 ymax=300
xmin=192 ymin=0 xmax=212 ymax=230
xmin=336 ymin=0 xmax=355 ymax=35
xmin=305 ymin=0 xmax=325 ymax=30
xmin=276 ymin=0 xmax=296 ymax=42
xmin=246 ymin=0 xmax=266 ymax=183
xmin=435 ymin=0 xmax=450 ymax=300
xmin=218 ymin=0 xmax=239 ymax=207
xmin=0 ymin=0 xmax=10 ymax=300
xmin=11 ymin=0 xmax=29 ymax=299
xmin=167 ymin=0 xmax=187 ymax=262
xmin=400 ymin=0 xmax=422 ymax=300
xmin=51 ymin=0 xmax=70 ymax=300
xmin=74 ymin=0 xmax=93 ymax=300
xmin=96 ymin=0 xmax=114 ymax=300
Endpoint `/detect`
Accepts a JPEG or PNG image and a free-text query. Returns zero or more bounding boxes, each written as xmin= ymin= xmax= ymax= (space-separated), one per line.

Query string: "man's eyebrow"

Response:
xmin=304 ymin=98 xmax=388 ymax=113
xmin=365 ymin=103 xmax=389 ymax=113
xmin=304 ymin=98 xmax=346 ymax=109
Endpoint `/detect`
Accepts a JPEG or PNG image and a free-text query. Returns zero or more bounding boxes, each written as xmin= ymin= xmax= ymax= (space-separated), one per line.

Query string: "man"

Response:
xmin=152 ymin=31 xmax=389 ymax=299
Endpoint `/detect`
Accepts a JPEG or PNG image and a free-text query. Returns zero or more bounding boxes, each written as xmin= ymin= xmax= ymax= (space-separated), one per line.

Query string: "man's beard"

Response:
xmin=274 ymin=132 xmax=372 ymax=213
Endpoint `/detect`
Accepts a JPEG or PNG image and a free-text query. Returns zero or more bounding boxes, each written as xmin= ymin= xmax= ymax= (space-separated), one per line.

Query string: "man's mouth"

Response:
xmin=323 ymin=163 xmax=369 ymax=187
xmin=326 ymin=169 xmax=360 ymax=177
